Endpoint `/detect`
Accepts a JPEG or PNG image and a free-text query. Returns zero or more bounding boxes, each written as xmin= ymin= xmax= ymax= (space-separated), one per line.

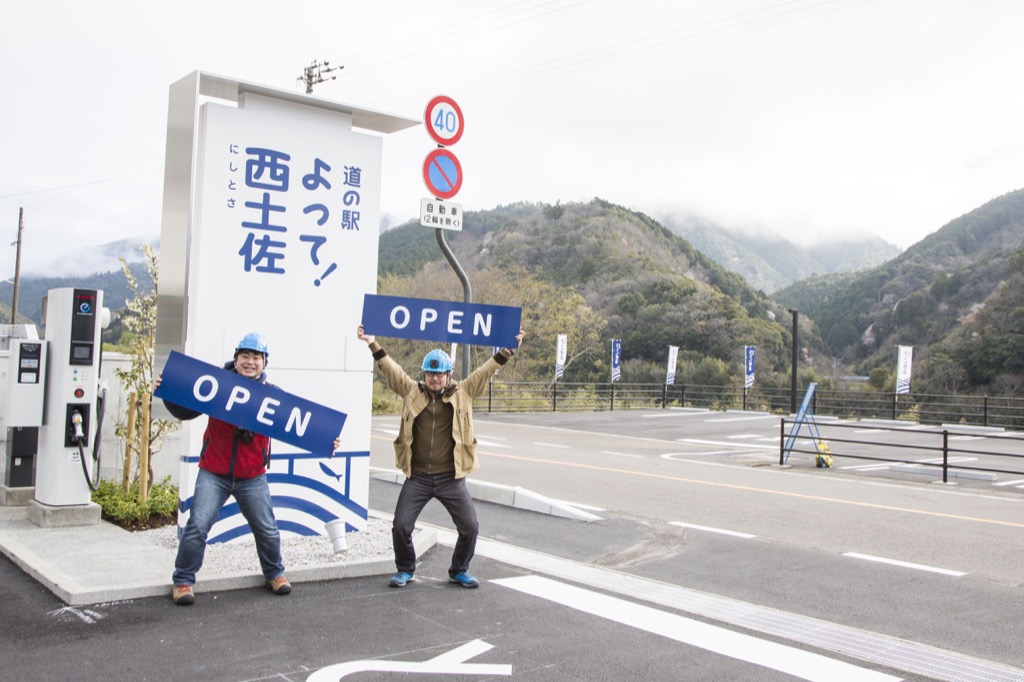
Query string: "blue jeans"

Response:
xmin=172 ymin=468 xmax=284 ymax=586
xmin=393 ymin=472 xmax=478 ymax=576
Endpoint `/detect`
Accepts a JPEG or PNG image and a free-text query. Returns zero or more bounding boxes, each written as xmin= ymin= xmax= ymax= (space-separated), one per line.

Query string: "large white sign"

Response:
xmin=157 ymin=73 xmax=418 ymax=542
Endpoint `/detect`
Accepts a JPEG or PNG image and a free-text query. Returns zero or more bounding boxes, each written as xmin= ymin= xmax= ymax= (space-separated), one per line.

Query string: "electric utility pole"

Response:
xmin=298 ymin=59 xmax=343 ymax=94
xmin=10 ymin=207 xmax=24 ymax=324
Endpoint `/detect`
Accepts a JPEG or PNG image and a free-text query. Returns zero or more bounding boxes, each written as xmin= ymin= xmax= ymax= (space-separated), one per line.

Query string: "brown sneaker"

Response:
xmin=172 ymin=584 xmax=194 ymax=606
xmin=266 ymin=576 xmax=291 ymax=595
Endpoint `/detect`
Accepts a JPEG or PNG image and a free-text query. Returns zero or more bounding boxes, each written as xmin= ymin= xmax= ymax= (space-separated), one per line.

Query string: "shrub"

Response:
xmin=92 ymin=476 xmax=178 ymax=530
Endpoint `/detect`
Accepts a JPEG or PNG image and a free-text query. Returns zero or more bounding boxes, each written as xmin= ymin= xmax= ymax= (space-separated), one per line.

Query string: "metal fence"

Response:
xmin=477 ymin=380 xmax=1024 ymax=429
xmin=778 ymin=418 xmax=1024 ymax=483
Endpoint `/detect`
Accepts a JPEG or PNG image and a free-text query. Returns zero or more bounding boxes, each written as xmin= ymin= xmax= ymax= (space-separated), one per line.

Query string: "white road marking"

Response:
xmin=494 ymin=576 xmax=900 ymax=682
xmin=661 ymin=451 xmax=739 ymax=459
xmin=728 ymin=434 xmax=766 ymax=439
xmin=641 ymin=410 xmax=709 ymax=418
xmin=600 ymin=450 xmax=643 ymax=458
xmin=678 ymin=438 xmax=776 ymax=451
xmin=994 ymin=478 xmax=1024 ymax=487
xmin=307 ymin=639 xmax=510 ymax=680
xmin=843 ymin=552 xmax=967 ymax=577
xmin=704 ymin=415 xmax=776 ymax=423
xmin=670 ymin=521 xmax=757 ymax=539
xmin=48 ymin=606 xmax=104 ymax=624
xmin=840 ymin=464 xmax=892 ymax=471
xmin=534 ymin=442 xmax=570 ymax=449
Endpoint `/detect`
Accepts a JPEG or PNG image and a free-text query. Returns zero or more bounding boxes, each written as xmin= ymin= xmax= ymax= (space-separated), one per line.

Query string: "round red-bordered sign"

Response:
xmin=422 ymin=149 xmax=463 ymax=200
xmin=424 ymin=95 xmax=464 ymax=146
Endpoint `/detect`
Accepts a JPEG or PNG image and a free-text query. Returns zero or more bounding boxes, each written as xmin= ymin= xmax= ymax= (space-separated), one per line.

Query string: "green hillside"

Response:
xmin=378 ymin=199 xmax=826 ymax=386
xmin=780 ymin=188 xmax=1024 ymax=392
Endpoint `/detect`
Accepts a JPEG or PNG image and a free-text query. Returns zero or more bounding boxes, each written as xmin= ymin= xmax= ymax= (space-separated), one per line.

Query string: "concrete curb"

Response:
xmin=0 ymin=505 xmax=437 ymax=606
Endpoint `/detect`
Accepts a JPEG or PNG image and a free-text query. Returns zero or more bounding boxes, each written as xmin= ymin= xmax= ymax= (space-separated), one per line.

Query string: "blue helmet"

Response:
xmin=236 ymin=332 xmax=269 ymax=359
xmin=422 ymin=349 xmax=453 ymax=373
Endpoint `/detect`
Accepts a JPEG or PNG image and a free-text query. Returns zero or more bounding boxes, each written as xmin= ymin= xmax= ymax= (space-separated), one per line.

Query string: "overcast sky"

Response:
xmin=2 ymin=0 xmax=1023 ymax=277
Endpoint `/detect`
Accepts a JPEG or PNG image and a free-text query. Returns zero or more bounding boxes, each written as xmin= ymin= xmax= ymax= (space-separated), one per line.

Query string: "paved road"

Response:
xmin=3 ymin=410 xmax=1022 ymax=681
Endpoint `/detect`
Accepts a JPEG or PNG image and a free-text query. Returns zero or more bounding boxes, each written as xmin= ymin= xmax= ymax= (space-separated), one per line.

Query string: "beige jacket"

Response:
xmin=369 ymin=341 xmax=514 ymax=479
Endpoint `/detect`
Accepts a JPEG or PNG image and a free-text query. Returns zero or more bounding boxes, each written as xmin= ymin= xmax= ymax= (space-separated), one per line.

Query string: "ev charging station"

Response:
xmin=6 ymin=287 xmax=111 ymax=527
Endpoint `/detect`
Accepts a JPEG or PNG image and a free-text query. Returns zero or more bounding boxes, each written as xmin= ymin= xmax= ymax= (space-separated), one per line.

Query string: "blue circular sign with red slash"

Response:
xmin=422 ymin=148 xmax=463 ymax=200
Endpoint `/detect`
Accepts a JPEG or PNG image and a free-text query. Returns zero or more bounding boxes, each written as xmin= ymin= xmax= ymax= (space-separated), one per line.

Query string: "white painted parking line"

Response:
xmin=705 ymin=415 xmax=776 ymax=423
xmin=678 ymin=438 xmax=776 ymax=451
xmin=994 ymin=478 xmax=1024 ymax=487
xmin=477 ymin=439 xmax=510 ymax=449
xmin=900 ymin=456 xmax=975 ymax=465
xmin=728 ymin=434 xmax=766 ymax=440
xmin=843 ymin=552 xmax=967 ymax=577
xmin=854 ymin=429 xmax=890 ymax=434
xmin=494 ymin=576 xmax=901 ymax=682
xmin=659 ymin=448 xmax=741 ymax=458
xmin=948 ymin=435 xmax=984 ymax=441
xmin=840 ymin=464 xmax=892 ymax=471
xmin=600 ymin=450 xmax=643 ymax=458
xmin=642 ymin=410 xmax=709 ymax=418
xmin=534 ymin=442 xmax=570 ymax=449
xmin=670 ymin=522 xmax=757 ymax=539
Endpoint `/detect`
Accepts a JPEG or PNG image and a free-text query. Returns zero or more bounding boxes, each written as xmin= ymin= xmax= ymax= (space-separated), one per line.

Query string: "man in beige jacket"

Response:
xmin=357 ymin=324 xmax=524 ymax=588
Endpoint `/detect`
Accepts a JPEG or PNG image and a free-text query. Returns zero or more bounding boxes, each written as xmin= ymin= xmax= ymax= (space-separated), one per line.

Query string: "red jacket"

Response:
xmin=198 ymin=416 xmax=271 ymax=479
xmin=162 ymin=362 xmax=272 ymax=479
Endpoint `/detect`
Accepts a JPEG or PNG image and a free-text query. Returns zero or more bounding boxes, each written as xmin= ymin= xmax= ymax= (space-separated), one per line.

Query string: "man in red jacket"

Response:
xmin=158 ymin=333 xmax=293 ymax=606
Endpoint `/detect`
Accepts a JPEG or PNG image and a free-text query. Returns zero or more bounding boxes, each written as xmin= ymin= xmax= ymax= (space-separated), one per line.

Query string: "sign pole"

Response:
xmin=422 ymin=95 xmax=471 ymax=377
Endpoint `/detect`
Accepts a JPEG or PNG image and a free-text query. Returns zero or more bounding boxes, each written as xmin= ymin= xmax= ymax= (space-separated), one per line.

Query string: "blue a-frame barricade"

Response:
xmin=782 ymin=382 xmax=823 ymax=464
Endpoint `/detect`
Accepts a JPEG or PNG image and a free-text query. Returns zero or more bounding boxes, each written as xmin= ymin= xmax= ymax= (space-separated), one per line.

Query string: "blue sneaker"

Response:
xmin=389 ymin=571 xmax=414 ymax=588
xmin=448 ymin=571 xmax=480 ymax=588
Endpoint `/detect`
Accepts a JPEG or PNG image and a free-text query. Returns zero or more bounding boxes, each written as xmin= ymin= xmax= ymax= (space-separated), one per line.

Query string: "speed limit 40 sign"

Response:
xmin=424 ymin=95 xmax=464 ymax=146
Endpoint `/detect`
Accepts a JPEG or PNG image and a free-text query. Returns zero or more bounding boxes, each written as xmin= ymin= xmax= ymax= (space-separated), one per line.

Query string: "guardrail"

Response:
xmin=477 ymin=381 xmax=1024 ymax=428
xmin=778 ymin=419 xmax=1024 ymax=483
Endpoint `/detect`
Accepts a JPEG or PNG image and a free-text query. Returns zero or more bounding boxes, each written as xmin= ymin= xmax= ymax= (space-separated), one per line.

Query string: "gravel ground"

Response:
xmin=139 ymin=516 xmax=395 ymax=575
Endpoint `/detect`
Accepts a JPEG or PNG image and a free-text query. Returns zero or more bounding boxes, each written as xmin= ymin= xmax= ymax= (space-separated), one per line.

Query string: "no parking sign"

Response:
xmin=422 ymin=148 xmax=463 ymax=200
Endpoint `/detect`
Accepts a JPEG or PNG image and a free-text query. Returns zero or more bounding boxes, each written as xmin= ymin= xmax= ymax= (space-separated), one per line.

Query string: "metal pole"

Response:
xmin=434 ymin=227 xmax=472 ymax=378
xmin=788 ymin=309 xmax=799 ymax=413
xmin=11 ymin=207 xmax=24 ymax=323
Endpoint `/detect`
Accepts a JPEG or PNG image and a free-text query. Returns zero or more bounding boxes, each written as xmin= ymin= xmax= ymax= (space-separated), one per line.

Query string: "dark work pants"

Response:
xmin=392 ymin=472 xmax=479 ymax=576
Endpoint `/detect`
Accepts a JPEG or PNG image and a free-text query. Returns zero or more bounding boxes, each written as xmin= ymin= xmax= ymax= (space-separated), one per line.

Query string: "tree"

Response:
xmin=112 ymin=245 xmax=178 ymax=494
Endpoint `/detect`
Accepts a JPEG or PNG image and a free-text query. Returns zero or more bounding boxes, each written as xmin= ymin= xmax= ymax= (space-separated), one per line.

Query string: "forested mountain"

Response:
xmin=378 ymin=199 xmax=826 ymax=386
xmin=659 ymin=213 xmax=900 ymax=292
xmin=0 ymin=262 xmax=151 ymax=327
xmin=775 ymin=188 xmax=1024 ymax=393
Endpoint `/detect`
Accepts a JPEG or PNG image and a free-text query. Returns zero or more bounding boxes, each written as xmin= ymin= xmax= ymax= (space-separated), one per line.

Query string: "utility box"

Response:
xmin=6 ymin=339 xmax=47 ymax=427
xmin=5 ymin=426 xmax=38 ymax=488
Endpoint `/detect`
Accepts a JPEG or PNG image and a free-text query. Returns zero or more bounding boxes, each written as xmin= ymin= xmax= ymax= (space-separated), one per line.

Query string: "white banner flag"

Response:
xmin=666 ymin=345 xmax=679 ymax=385
xmin=896 ymin=345 xmax=913 ymax=394
xmin=555 ymin=334 xmax=567 ymax=379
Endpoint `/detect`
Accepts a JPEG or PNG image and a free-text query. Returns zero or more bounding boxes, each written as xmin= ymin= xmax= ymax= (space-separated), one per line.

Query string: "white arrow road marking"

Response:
xmin=306 ymin=639 xmax=511 ymax=680
xmin=493 ymin=575 xmax=900 ymax=682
